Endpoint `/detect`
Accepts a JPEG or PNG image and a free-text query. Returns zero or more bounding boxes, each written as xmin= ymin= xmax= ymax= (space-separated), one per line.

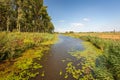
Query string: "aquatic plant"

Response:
xmin=66 ymin=33 xmax=120 ymax=80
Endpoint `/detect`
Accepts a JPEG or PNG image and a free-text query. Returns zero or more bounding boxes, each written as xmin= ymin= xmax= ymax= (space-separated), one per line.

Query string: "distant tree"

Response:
xmin=69 ymin=31 xmax=74 ymax=33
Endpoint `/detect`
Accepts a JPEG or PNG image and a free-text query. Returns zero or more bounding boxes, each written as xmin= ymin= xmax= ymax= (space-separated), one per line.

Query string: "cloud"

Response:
xmin=58 ymin=20 xmax=65 ymax=22
xmin=71 ymin=22 xmax=84 ymax=27
xmin=54 ymin=22 xmax=85 ymax=32
xmin=55 ymin=26 xmax=71 ymax=32
xmin=83 ymin=18 xmax=90 ymax=22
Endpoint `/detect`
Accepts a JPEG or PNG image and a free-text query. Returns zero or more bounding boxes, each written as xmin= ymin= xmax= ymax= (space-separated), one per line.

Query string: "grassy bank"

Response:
xmin=64 ymin=33 xmax=120 ymax=80
xmin=80 ymin=36 xmax=120 ymax=80
xmin=0 ymin=32 xmax=58 ymax=80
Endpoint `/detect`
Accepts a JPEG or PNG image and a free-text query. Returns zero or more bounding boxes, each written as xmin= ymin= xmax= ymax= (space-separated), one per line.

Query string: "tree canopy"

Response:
xmin=0 ymin=0 xmax=54 ymax=33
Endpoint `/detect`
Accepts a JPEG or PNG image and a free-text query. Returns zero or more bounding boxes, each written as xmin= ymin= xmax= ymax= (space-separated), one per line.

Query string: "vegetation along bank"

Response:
xmin=65 ymin=33 xmax=120 ymax=80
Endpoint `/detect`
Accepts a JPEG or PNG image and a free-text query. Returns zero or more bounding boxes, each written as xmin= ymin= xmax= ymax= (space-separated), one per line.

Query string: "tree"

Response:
xmin=0 ymin=0 xmax=54 ymax=33
xmin=0 ymin=2 xmax=7 ymax=31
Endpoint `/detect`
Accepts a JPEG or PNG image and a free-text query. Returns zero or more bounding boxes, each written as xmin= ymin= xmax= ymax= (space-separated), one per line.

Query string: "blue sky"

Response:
xmin=44 ymin=0 xmax=120 ymax=32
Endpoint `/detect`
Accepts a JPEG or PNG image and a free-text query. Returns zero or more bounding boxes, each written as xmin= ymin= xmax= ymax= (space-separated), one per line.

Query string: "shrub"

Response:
xmin=0 ymin=32 xmax=57 ymax=60
xmin=80 ymin=36 xmax=120 ymax=80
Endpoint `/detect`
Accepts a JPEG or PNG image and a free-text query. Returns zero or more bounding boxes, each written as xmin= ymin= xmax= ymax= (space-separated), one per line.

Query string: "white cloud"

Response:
xmin=71 ymin=22 xmax=84 ymax=27
xmin=58 ymin=20 xmax=65 ymax=22
xmin=55 ymin=22 xmax=85 ymax=32
xmin=55 ymin=28 xmax=66 ymax=32
xmin=83 ymin=18 xmax=90 ymax=22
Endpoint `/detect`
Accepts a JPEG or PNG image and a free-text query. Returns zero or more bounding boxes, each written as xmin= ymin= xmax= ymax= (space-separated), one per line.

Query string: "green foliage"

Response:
xmin=65 ymin=34 xmax=120 ymax=79
xmin=79 ymin=36 xmax=120 ymax=80
xmin=0 ymin=0 xmax=54 ymax=32
xmin=0 ymin=32 xmax=58 ymax=80
xmin=94 ymin=67 xmax=114 ymax=80
xmin=15 ymin=58 xmax=33 ymax=70
xmin=59 ymin=70 xmax=62 ymax=76
xmin=0 ymin=32 xmax=57 ymax=60
xmin=104 ymin=41 xmax=120 ymax=80
xmin=66 ymin=62 xmax=81 ymax=79
xmin=64 ymin=61 xmax=94 ymax=80
xmin=80 ymin=36 xmax=107 ymax=51
xmin=41 ymin=71 xmax=45 ymax=77
xmin=67 ymin=41 xmax=102 ymax=79
xmin=3 ymin=70 xmax=39 ymax=80
xmin=0 ymin=48 xmax=43 ymax=80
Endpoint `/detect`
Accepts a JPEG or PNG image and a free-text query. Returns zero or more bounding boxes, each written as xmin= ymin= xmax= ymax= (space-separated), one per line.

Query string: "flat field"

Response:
xmin=65 ymin=32 xmax=120 ymax=40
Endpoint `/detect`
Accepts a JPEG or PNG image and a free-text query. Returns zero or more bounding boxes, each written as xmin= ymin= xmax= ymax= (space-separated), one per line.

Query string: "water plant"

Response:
xmin=65 ymin=33 xmax=120 ymax=80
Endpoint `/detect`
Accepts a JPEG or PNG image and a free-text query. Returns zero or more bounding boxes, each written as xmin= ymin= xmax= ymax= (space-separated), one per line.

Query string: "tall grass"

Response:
xmin=64 ymin=33 xmax=120 ymax=79
xmin=0 ymin=32 xmax=57 ymax=60
xmin=80 ymin=36 xmax=120 ymax=80
xmin=0 ymin=32 xmax=57 ymax=79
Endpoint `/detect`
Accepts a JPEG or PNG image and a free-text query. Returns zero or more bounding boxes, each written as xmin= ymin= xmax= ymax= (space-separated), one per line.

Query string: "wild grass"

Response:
xmin=0 ymin=32 xmax=58 ymax=80
xmin=65 ymin=33 xmax=120 ymax=80
xmin=0 ymin=32 xmax=57 ymax=60
xmin=79 ymin=36 xmax=120 ymax=79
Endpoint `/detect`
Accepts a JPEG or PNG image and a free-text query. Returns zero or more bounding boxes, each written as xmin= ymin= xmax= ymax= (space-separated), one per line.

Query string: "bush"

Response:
xmin=80 ymin=36 xmax=120 ymax=80
xmin=0 ymin=32 xmax=56 ymax=60
xmin=104 ymin=41 xmax=120 ymax=79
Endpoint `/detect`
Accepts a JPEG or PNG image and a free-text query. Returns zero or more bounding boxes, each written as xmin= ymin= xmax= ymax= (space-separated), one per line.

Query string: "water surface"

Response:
xmin=30 ymin=35 xmax=84 ymax=80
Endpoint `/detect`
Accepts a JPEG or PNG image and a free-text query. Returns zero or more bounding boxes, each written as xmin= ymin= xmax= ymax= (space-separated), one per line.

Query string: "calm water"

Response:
xmin=30 ymin=35 xmax=84 ymax=80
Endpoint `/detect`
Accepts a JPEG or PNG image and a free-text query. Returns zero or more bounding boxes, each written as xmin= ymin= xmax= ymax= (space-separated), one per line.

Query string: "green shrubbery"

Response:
xmin=80 ymin=36 xmax=120 ymax=80
xmin=80 ymin=36 xmax=108 ymax=51
xmin=0 ymin=32 xmax=56 ymax=60
xmin=0 ymin=32 xmax=57 ymax=80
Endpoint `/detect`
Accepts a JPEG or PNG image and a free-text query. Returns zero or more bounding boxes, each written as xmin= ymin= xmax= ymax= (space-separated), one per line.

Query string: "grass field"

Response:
xmin=65 ymin=32 xmax=120 ymax=40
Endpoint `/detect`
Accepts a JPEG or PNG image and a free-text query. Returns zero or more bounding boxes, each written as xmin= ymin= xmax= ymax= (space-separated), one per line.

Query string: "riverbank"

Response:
xmin=0 ymin=32 xmax=58 ymax=80
xmin=1 ymin=33 xmax=119 ymax=80
xmin=64 ymin=33 xmax=120 ymax=80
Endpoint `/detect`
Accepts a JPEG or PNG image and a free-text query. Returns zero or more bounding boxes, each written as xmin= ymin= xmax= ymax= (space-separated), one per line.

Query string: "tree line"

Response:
xmin=0 ymin=0 xmax=54 ymax=33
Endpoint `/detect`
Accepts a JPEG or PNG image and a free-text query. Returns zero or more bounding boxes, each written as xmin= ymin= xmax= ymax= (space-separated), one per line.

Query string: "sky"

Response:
xmin=44 ymin=0 xmax=120 ymax=32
